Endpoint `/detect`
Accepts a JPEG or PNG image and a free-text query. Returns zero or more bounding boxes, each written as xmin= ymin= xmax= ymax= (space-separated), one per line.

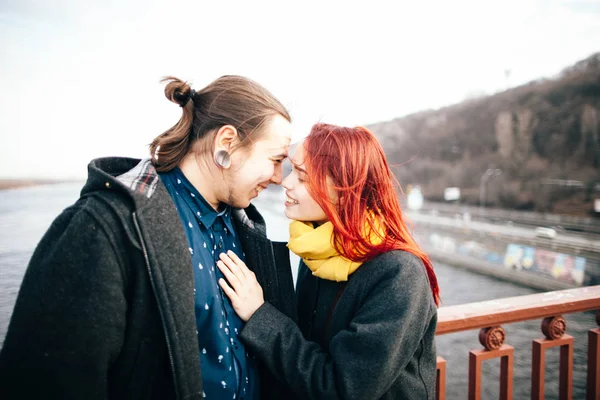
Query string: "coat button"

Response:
xmin=105 ymin=182 xmax=111 ymax=188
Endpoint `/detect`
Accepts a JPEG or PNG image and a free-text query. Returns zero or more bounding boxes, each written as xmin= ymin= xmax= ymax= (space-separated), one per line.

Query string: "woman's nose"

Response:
xmin=282 ymin=174 xmax=292 ymax=190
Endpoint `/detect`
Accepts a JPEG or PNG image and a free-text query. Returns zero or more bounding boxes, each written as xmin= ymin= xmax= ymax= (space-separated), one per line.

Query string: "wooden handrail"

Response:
xmin=436 ymin=285 xmax=600 ymax=335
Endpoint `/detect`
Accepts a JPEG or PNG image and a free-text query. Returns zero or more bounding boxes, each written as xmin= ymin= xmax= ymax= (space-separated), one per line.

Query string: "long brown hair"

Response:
xmin=150 ymin=75 xmax=291 ymax=172
xmin=302 ymin=123 xmax=441 ymax=306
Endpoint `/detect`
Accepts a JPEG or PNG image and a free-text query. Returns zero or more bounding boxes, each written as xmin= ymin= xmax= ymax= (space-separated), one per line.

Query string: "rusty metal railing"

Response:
xmin=434 ymin=285 xmax=600 ymax=400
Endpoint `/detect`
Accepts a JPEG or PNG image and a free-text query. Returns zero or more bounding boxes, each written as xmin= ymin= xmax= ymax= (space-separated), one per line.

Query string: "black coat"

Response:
xmin=0 ymin=157 xmax=297 ymax=400
xmin=240 ymin=251 xmax=438 ymax=400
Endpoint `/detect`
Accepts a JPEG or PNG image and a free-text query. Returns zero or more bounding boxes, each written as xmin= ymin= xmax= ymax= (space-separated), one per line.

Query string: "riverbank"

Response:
xmin=407 ymin=210 xmax=600 ymax=291
xmin=0 ymin=179 xmax=73 ymax=191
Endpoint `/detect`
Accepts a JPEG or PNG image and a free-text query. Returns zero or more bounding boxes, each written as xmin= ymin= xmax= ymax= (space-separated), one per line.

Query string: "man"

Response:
xmin=0 ymin=75 xmax=297 ymax=400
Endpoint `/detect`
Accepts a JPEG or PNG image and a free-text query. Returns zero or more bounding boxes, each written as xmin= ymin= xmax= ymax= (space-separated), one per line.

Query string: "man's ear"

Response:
xmin=214 ymin=125 xmax=239 ymax=152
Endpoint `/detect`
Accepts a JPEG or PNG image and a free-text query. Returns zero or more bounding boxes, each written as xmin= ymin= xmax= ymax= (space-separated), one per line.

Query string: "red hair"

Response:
xmin=302 ymin=123 xmax=440 ymax=306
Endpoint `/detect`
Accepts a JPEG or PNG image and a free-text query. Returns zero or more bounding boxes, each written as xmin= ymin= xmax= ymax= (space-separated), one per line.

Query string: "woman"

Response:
xmin=217 ymin=123 xmax=440 ymax=400
xmin=0 ymin=75 xmax=297 ymax=400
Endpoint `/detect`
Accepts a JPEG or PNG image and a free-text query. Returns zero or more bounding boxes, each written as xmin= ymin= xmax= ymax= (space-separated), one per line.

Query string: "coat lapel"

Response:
xmin=233 ymin=206 xmax=278 ymax=306
xmin=134 ymin=182 xmax=203 ymax=399
xmin=233 ymin=206 xmax=297 ymax=322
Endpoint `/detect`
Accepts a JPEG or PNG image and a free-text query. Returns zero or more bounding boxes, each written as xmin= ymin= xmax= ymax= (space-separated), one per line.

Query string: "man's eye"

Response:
xmin=272 ymin=159 xmax=283 ymax=164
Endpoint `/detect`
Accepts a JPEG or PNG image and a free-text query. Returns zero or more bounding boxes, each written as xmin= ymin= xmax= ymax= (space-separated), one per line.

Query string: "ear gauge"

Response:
xmin=214 ymin=150 xmax=231 ymax=169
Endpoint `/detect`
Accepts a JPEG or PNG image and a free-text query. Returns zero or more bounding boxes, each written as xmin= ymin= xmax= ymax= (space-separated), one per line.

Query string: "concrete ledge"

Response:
xmin=425 ymin=248 xmax=575 ymax=292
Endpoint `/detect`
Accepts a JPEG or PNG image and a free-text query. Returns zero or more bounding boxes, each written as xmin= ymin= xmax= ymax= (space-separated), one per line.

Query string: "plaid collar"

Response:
xmin=116 ymin=158 xmax=160 ymax=198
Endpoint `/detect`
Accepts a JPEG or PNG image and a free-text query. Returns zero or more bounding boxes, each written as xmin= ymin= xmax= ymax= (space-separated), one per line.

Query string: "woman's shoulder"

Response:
xmin=354 ymin=250 xmax=429 ymax=287
xmin=350 ymin=250 xmax=436 ymax=314
xmin=365 ymin=250 xmax=423 ymax=272
xmin=369 ymin=249 xmax=422 ymax=265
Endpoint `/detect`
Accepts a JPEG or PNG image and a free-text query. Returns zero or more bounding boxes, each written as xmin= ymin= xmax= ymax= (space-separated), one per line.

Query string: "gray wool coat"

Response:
xmin=0 ymin=157 xmax=297 ymax=400
xmin=240 ymin=251 xmax=438 ymax=400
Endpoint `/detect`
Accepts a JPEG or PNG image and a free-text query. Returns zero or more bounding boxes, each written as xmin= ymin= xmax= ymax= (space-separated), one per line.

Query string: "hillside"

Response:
xmin=367 ymin=52 xmax=600 ymax=217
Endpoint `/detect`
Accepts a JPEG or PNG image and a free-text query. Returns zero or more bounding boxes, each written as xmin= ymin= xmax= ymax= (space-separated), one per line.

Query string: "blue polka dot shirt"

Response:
xmin=160 ymin=168 xmax=259 ymax=400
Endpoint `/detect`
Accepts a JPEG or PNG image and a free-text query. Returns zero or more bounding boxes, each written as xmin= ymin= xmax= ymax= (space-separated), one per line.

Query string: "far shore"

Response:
xmin=0 ymin=179 xmax=82 ymax=191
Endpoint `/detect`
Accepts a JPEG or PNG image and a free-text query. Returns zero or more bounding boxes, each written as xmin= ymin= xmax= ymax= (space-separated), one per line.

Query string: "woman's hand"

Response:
xmin=217 ymin=250 xmax=265 ymax=322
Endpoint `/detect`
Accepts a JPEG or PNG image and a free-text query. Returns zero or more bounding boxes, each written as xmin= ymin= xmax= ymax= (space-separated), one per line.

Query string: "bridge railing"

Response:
xmin=435 ymin=285 xmax=600 ymax=400
xmin=419 ymin=200 xmax=600 ymax=235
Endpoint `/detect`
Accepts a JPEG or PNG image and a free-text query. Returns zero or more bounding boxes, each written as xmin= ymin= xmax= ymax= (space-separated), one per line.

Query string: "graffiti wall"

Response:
xmin=533 ymin=248 xmax=585 ymax=285
xmin=502 ymin=244 xmax=586 ymax=285
xmin=414 ymin=228 xmax=589 ymax=286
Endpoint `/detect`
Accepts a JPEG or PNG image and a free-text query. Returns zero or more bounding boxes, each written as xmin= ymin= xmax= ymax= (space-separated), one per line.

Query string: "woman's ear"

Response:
xmin=326 ymin=176 xmax=340 ymax=205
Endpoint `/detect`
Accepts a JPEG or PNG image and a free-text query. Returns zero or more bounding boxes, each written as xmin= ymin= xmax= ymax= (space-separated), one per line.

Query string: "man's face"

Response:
xmin=223 ymin=114 xmax=292 ymax=208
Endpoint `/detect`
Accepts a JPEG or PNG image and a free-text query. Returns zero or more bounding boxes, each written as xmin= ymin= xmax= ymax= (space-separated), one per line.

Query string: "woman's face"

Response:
xmin=281 ymin=144 xmax=336 ymax=223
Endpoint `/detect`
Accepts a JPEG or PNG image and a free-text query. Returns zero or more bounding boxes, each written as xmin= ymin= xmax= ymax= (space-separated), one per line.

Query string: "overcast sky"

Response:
xmin=1 ymin=0 xmax=599 ymax=179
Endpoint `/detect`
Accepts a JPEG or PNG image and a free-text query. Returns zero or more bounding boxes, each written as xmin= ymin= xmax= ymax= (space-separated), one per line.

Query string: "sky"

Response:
xmin=1 ymin=0 xmax=599 ymax=179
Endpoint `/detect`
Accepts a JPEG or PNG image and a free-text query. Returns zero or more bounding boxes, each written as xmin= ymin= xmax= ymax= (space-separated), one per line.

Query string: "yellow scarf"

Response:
xmin=288 ymin=219 xmax=383 ymax=282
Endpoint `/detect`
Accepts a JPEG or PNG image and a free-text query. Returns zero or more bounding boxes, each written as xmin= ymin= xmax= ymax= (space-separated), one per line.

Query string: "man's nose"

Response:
xmin=271 ymin=164 xmax=283 ymax=185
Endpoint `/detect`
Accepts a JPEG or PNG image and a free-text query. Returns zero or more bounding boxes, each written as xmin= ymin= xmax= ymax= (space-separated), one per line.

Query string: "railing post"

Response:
xmin=531 ymin=316 xmax=573 ymax=400
xmin=587 ymin=310 xmax=600 ymax=400
xmin=436 ymin=356 xmax=446 ymax=400
xmin=468 ymin=326 xmax=513 ymax=400
xmin=500 ymin=348 xmax=513 ymax=400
